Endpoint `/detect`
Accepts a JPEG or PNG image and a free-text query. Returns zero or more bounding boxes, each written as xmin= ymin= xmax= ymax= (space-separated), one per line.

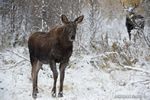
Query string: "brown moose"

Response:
xmin=28 ymin=15 xmax=84 ymax=99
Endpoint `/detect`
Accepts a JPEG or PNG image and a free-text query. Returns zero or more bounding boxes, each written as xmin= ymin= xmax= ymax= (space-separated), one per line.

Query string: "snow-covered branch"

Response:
xmin=123 ymin=65 xmax=150 ymax=74
xmin=6 ymin=49 xmax=29 ymax=62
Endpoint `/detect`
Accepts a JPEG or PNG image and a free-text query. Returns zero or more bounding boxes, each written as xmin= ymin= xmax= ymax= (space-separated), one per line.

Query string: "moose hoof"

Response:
xmin=36 ymin=88 xmax=39 ymax=93
xmin=58 ymin=92 xmax=63 ymax=97
xmin=52 ymin=92 xmax=56 ymax=97
xmin=32 ymin=92 xmax=37 ymax=99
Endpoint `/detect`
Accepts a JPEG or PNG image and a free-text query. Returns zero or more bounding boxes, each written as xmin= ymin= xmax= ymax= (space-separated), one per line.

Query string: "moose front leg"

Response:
xmin=58 ymin=61 xmax=68 ymax=97
xmin=128 ymin=30 xmax=131 ymax=40
xmin=50 ymin=61 xmax=58 ymax=97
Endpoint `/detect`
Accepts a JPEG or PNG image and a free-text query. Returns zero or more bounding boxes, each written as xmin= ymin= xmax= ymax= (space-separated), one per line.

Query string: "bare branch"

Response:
xmin=6 ymin=49 xmax=30 ymax=62
xmin=1 ymin=59 xmax=27 ymax=70
xmin=123 ymin=66 xmax=150 ymax=74
xmin=130 ymin=18 xmax=150 ymax=47
xmin=1 ymin=49 xmax=30 ymax=70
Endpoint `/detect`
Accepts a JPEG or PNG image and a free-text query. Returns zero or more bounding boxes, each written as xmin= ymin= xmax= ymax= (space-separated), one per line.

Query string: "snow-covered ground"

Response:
xmin=0 ymin=46 xmax=150 ymax=100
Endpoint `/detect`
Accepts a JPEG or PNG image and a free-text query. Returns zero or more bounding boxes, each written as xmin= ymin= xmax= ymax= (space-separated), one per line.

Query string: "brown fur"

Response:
xmin=28 ymin=15 xmax=84 ymax=99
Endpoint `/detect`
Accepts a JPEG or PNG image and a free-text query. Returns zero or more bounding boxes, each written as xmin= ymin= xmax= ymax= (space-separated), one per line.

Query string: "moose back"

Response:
xmin=28 ymin=15 xmax=84 ymax=99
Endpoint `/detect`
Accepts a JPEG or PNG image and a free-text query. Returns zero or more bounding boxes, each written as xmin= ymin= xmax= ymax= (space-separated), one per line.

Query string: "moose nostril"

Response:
xmin=69 ymin=34 xmax=75 ymax=41
xmin=71 ymin=36 xmax=75 ymax=39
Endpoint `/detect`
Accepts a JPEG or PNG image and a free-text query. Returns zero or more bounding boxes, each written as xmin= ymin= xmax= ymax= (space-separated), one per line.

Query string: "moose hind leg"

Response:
xmin=31 ymin=60 xmax=42 ymax=99
xmin=58 ymin=61 xmax=68 ymax=97
xmin=50 ymin=61 xmax=58 ymax=97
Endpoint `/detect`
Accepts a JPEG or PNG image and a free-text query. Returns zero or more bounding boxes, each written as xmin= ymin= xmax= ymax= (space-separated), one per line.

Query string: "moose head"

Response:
xmin=61 ymin=15 xmax=84 ymax=42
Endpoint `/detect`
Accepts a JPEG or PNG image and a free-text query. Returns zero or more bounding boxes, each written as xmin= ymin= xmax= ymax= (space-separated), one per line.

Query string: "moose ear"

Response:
xmin=61 ymin=15 xmax=68 ymax=24
xmin=74 ymin=15 xmax=84 ymax=24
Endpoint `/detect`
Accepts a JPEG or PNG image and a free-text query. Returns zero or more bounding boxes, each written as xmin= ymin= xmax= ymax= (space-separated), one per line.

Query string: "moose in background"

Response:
xmin=120 ymin=0 xmax=145 ymax=40
xmin=28 ymin=15 xmax=84 ymax=99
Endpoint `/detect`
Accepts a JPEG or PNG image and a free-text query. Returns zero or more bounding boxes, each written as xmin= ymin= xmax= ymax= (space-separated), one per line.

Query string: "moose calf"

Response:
xmin=28 ymin=15 xmax=84 ymax=99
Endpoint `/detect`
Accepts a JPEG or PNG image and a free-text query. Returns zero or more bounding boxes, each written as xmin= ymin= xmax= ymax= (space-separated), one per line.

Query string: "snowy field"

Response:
xmin=0 ymin=46 xmax=150 ymax=100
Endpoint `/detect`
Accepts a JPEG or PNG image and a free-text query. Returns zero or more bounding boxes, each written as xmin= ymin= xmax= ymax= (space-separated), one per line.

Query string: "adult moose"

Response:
xmin=120 ymin=0 xmax=145 ymax=40
xmin=28 ymin=14 xmax=84 ymax=99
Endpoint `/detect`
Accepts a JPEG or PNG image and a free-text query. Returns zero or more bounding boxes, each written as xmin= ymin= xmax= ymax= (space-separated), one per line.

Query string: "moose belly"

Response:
xmin=37 ymin=53 xmax=50 ymax=64
xmin=52 ymin=50 xmax=72 ymax=63
xmin=36 ymin=49 xmax=72 ymax=64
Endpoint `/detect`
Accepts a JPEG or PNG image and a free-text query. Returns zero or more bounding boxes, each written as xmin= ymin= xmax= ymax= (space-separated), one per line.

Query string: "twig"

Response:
xmin=132 ymin=19 xmax=150 ymax=47
xmin=1 ymin=59 xmax=27 ymax=70
xmin=1 ymin=49 xmax=30 ymax=70
xmin=123 ymin=65 xmax=150 ymax=74
xmin=80 ymin=45 xmax=91 ymax=54
xmin=91 ymin=52 xmax=118 ymax=59
xmin=6 ymin=49 xmax=30 ymax=62
xmin=127 ymin=79 xmax=150 ymax=86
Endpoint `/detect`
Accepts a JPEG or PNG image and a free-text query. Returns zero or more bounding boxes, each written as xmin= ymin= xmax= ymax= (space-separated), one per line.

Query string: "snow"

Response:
xmin=0 ymin=1 xmax=150 ymax=99
xmin=0 ymin=47 xmax=150 ymax=100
